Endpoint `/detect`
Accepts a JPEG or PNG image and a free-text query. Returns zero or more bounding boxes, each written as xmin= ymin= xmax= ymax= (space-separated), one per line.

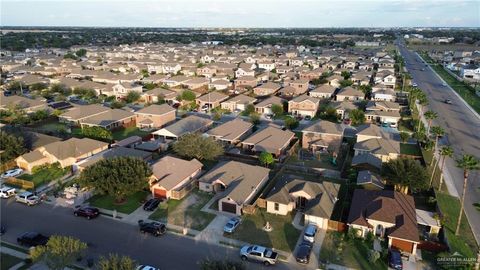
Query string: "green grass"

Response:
xmin=17 ymin=164 xmax=70 ymax=188
xmin=398 ymin=118 xmax=415 ymax=133
xmin=149 ymin=190 xmax=215 ymax=231
xmin=111 ymin=127 xmax=150 ymax=141
xmin=436 ymin=192 xmax=478 ymax=258
xmin=224 ymin=209 xmax=301 ymax=253
xmin=400 ymin=143 xmax=422 ymax=156
xmin=319 ymin=231 xmax=388 ymax=270
xmin=88 ymin=191 xmax=149 ymax=214
xmin=1 ymin=253 xmax=24 ymax=270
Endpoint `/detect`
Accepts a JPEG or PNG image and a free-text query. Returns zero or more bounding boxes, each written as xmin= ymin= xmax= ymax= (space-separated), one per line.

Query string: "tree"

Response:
xmin=125 ymin=91 xmax=141 ymax=104
xmin=75 ymin=48 xmax=87 ymax=57
xmin=79 ymin=157 xmax=151 ymax=202
xmin=382 ymin=157 xmax=429 ymax=194
xmin=140 ymin=69 xmax=149 ymax=78
xmin=64 ymin=52 xmax=77 ymax=60
xmin=81 ymin=126 xmax=113 ymax=142
xmin=243 ymin=104 xmax=255 ymax=116
xmin=438 ymin=146 xmax=454 ymax=191
xmin=249 ymin=112 xmax=260 ymax=125
xmin=179 ymin=90 xmax=196 ymax=101
xmin=30 ymin=235 xmax=87 ymax=270
xmin=199 ymin=259 xmax=245 ymax=270
xmin=341 ymin=71 xmax=351 ymax=80
xmin=173 ymin=133 xmax=223 ymax=161
xmin=455 ymin=154 xmax=479 ymax=235
xmin=359 ymin=85 xmax=372 ymax=98
xmin=349 ymin=109 xmax=365 ymax=126
xmin=271 ymin=104 xmax=283 ymax=117
xmin=424 ymin=110 xmax=438 ymax=134
xmin=284 ymin=117 xmax=299 ymax=130
xmin=339 ymin=80 xmax=353 ymax=87
xmin=0 ymin=131 xmax=26 ymax=163
xmin=97 ymin=254 xmax=137 ymax=270
xmin=259 ymin=151 xmax=275 ymax=167
xmin=399 ymin=132 xmax=410 ymax=143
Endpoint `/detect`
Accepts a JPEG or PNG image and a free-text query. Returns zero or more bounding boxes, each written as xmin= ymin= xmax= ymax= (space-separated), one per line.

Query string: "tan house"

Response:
xmin=354 ymin=124 xmax=400 ymax=162
xmin=253 ymin=82 xmax=281 ymax=96
xmin=234 ymin=76 xmax=258 ymax=89
xmin=135 ymin=104 xmax=176 ymax=130
xmin=16 ymin=138 xmax=108 ymax=172
xmin=59 ymin=104 xmax=111 ymax=125
xmin=196 ymin=91 xmax=230 ymax=110
xmin=302 ymin=120 xmax=344 ymax=154
xmin=284 ymin=79 xmax=310 ymax=96
xmin=149 ymin=155 xmax=203 ymax=200
xmin=142 ymin=88 xmax=177 ymax=104
xmin=152 ymin=115 xmax=214 ymax=140
xmin=183 ymin=77 xmax=210 ymax=90
xmin=309 ymin=84 xmax=336 ymax=99
xmin=220 ymin=94 xmax=256 ymax=112
xmin=80 ymin=109 xmax=136 ymax=130
xmin=242 ymin=126 xmax=295 ymax=157
xmin=205 ymin=118 xmax=253 ymax=145
xmin=0 ymin=96 xmax=48 ymax=113
xmin=336 ymin=87 xmax=364 ymax=101
xmin=288 ymin=94 xmax=320 ymax=118
xmin=112 ymin=82 xmax=143 ymax=100
xmin=254 ymin=96 xmax=285 ymax=115
xmin=198 ymin=161 xmax=270 ymax=215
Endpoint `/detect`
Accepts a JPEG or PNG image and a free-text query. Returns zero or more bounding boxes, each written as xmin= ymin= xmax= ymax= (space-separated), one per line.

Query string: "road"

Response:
xmin=397 ymin=42 xmax=480 ymax=244
xmin=0 ymin=200 xmax=303 ymax=270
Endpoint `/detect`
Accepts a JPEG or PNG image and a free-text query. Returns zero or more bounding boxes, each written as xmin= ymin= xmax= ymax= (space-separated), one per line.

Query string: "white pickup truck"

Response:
xmin=240 ymin=245 xmax=278 ymax=266
xmin=15 ymin=192 xmax=40 ymax=206
xmin=0 ymin=187 xmax=16 ymax=198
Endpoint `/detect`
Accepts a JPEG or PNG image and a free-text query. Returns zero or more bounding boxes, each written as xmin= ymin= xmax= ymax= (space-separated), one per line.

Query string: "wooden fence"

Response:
xmin=171 ymin=182 xmax=195 ymax=200
xmin=0 ymin=160 xmax=17 ymax=174
xmin=4 ymin=177 xmax=35 ymax=190
xmin=327 ymin=220 xmax=347 ymax=232
xmin=242 ymin=204 xmax=257 ymax=215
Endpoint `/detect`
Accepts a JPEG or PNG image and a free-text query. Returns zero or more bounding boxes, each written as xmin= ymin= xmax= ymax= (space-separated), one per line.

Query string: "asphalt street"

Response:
xmin=0 ymin=199 xmax=305 ymax=270
xmin=397 ymin=42 xmax=480 ymax=244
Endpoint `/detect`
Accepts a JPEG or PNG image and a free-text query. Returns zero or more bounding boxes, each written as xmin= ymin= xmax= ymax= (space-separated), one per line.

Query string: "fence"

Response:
xmin=242 ymin=204 xmax=257 ymax=215
xmin=171 ymin=181 xmax=195 ymax=200
xmin=327 ymin=220 xmax=347 ymax=232
xmin=0 ymin=160 xmax=17 ymax=174
xmin=4 ymin=177 xmax=35 ymax=190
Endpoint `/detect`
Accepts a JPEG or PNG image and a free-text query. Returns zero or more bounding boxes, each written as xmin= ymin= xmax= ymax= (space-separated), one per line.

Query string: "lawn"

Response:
xmin=287 ymin=151 xmax=338 ymax=170
xmin=17 ymin=164 xmax=70 ymax=188
xmin=111 ymin=127 xmax=150 ymax=141
xmin=149 ymin=190 xmax=216 ymax=231
xmin=319 ymin=231 xmax=388 ymax=270
xmin=88 ymin=191 xmax=149 ymax=214
xmin=1 ymin=253 xmax=23 ymax=270
xmin=400 ymin=143 xmax=422 ymax=156
xmin=436 ymin=192 xmax=478 ymax=258
xmin=224 ymin=209 xmax=301 ymax=253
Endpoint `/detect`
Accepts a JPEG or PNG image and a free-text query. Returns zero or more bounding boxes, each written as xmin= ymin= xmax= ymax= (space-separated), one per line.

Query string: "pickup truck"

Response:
xmin=15 ymin=192 xmax=40 ymax=206
xmin=0 ymin=187 xmax=16 ymax=198
xmin=240 ymin=245 xmax=278 ymax=266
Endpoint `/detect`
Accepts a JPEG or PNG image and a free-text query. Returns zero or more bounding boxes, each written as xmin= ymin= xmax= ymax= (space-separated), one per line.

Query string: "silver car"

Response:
xmin=223 ymin=217 xmax=241 ymax=234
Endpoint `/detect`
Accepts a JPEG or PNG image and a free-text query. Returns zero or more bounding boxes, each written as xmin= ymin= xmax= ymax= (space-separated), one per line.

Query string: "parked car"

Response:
xmin=303 ymin=224 xmax=317 ymax=243
xmin=136 ymin=266 xmax=159 ymax=270
xmin=223 ymin=217 xmax=241 ymax=234
xmin=444 ymin=99 xmax=452 ymax=104
xmin=295 ymin=241 xmax=313 ymax=264
xmin=0 ymin=225 xmax=5 ymax=235
xmin=143 ymin=198 xmax=161 ymax=211
xmin=264 ymin=114 xmax=273 ymax=119
xmin=74 ymin=206 xmax=100 ymax=219
xmin=0 ymin=187 xmax=16 ymax=198
xmin=240 ymin=245 xmax=278 ymax=266
xmin=388 ymin=249 xmax=403 ymax=270
xmin=15 ymin=191 xmax=40 ymax=206
xmin=1 ymin=168 xmax=23 ymax=178
xmin=304 ymin=115 xmax=312 ymax=121
xmin=442 ymin=82 xmax=447 ymax=87
xmin=17 ymin=232 xmax=49 ymax=247
xmin=138 ymin=220 xmax=167 ymax=237
xmin=412 ymin=83 xmax=418 ymax=87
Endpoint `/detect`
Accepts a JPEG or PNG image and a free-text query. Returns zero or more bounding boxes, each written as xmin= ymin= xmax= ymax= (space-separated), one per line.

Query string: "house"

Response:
xmin=265 ymin=178 xmax=340 ymax=229
xmin=134 ymin=104 xmax=176 ymax=130
xmin=149 ymin=155 xmax=203 ymax=200
xmin=356 ymin=170 xmax=384 ymax=190
xmin=354 ymin=124 xmax=400 ymax=162
xmin=326 ymin=75 xmax=343 ymax=87
xmin=80 ymin=109 xmax=136 ymax=130
xmin=209 ymin=79 xmax=232 ymax=91
xmin=198 ymin=161 xmax=270 ymax=215
xmin=336 ymin=87 xmax=364 ymax=101
xmin=220 ymin=94 xmax=256 ymax=112
xmin=234 ymin=76 xmax=258 ymax=89
xmin=196 ymin=91 xmax=229 ymax=110
xmin=330 ymin=101 xmax=357 ymax=120
xmin=365 ymin=101 xmax=401 ymax=126
xmin=253 ymin=82 xmax=281 ymax=96
xmin=372 ymin=89 xmax=396 ymax=102
xmin=0 ymin=95 xmax=48 ymax=113
xmin=163 ymin=76 xmax=190 ymax=88
xmin=112 ymin=82 xmax=143 ymax=100
xmin=152 ymin=115 xmax=214 ymax=140
xmin=183 ymin=77 xmax=210 ymax=91
xmin=142 ymin=88 xmax=177 ymax=104
xmin=235 ymin=64 xmax=256 ymax=78
xmin=288 ymin=94 xmax=320 ymax=118
xmin=254 ymin=96 xmax=285 ymax=115
xmin=258 ymin=60 xmax=276 ymax=71
xmin=242 ymin=126 xmax=295 ymax=157
xmin=59 ymin=104 xmax=111 ymax=125
xmin=348 ymin=189 xmax=419 ymax=254
xmin=460 ymin=64 xmax=480 ymax=80
xmin=205 ymin=118 xmax=253 ymax=145
xmin=302 ymin=120 xmax=344 ymax=154
xmin=285 ymin=79 xmax=310 ymax=96
xmin=75 ymin=146 xmax=152 ymax=172
xmin=16 ymin=137 xmax=109 ymax=172
xmin=309 ymin=84 xmax=336 ymax=99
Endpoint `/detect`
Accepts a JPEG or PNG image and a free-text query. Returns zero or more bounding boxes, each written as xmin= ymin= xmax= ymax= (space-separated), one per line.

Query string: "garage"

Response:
xmin=221 ymin=202 xmax=237 ymax=214
xmin=153 ymin=188 xmax=167 ymax=199
xmin=391 ymin=237 xmax=414 ymax=253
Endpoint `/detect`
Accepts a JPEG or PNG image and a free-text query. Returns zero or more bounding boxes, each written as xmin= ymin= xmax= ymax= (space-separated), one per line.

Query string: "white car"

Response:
xmin=0 ymin=187 xmax=16 ymax=198
xmin=136 ymin=265 xmax=159 ymax=270
xmin=1 ymin=168 xmax=23 ymax=178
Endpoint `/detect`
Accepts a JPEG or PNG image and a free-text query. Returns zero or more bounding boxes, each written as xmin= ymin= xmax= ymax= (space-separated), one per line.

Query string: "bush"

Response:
xmin=368 ymin=250 xmax=380 ymax=263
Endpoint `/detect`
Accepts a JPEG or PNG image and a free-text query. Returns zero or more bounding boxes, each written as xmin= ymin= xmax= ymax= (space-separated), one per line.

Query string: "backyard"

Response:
xmin=111 ymin=127 xmax=150 ymax=141
xmin=88 ymin=190 xmax=149 ymax=214
xmin=287 ymin=149 xmax=339 ymax=170
xmin=224 ymin=209 xmax=301 ymax=253
xmin=319 ymin=231 xmax=388 ymax=270
xmin=400 ymin=143 xmax=422 ymax=156
xmin=149 ymin=190 xmax=215 ymax=231
xmin=17 ymin=163 xmax=70 ymax=188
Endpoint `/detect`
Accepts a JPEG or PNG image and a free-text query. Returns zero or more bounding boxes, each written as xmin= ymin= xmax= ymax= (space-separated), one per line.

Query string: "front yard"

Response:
xmin=88 ymin=191 xmax=149 ymax=214
xmin=319 ymin=231 xmax=388 ymax=270
xmin=149 ymin=190 xmax=215 ymax=231
xmin=17 ymin=164 xmax=70 ymax=188
xmin=224 ymin=209 xmax=301 ymax=253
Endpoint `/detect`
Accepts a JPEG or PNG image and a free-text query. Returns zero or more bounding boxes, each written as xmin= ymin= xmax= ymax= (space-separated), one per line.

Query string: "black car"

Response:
xmin=143 ymin=198 xmax=161 ymax=211
xmin=0 ymin=225 xmax=5 ymax=235
xmin=388 ymin=249 xmax=403 ymax=270
xmin=138 ymin=220 xmax=166 ymax=237
xmin=74 ymin=206 xmax=100 ymax=219
xmin=17 ymin=232 xmax=49 ymax=247
xmin=295 ymin=241 xmax=313 ymax=264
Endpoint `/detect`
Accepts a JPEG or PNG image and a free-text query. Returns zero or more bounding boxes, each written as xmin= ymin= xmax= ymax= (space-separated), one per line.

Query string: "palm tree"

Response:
xmin=424 ymin=110 xmax=438 ymax=134
xmin=428 ymin=126 xmax=445 ymax=187
xmin=455 ymin=154 xmax=480 ymax=235
xmin=438 ymin=146 xmax=454 ymax=191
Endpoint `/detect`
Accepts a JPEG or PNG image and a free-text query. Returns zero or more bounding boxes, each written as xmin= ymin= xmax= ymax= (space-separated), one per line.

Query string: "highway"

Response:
xmin=397 ymin=42 xmax=480 ymax=245
xmin=0 ymin=200 xmax=302 ymax=270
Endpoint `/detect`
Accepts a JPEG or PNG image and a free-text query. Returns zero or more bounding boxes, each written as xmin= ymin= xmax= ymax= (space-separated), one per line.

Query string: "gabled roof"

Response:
xmin=41 ymin=137 xmax=108 ymax=160
xmin=151 ymin=155 xmax=203 ymax=190
xmin=354 ymin=137 xmax=400 ymax=156
xmin=196 ymin=91 xmax=229 ymax=103
xmin=310 ymin=84 xmax=336 ymax=94
xmin=205 ymin=118 xmax=253 ymax=141
xmin=290 ymin=94 xmax=320 ymax=104
xmin=135 ymin=104 xmax=175 ymax=116
xmin=302 ymin=120 xmax=344 ymax=136
xmin=242 ymin=126 xmax=294 ymax=153
xmin=60 ymin=104 xmax=110 ymax=121
xmin=152 ymin=115 xmax=213 ymax=138
xmin=82 ymin=109 xmax=135 ymax=127
xmin=254 ymin=96 xmax=285 ymax=108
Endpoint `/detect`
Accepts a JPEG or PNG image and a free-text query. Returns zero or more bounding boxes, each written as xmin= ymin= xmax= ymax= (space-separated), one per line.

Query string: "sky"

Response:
xmin=1 ymin=0 xmax=479 ymax=28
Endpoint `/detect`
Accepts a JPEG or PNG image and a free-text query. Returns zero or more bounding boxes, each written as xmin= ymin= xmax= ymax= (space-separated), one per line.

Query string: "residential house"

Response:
xmin=253 ymin=82 xmax=281 ymax=96
xmin=336 ymin=87 xmax=364 ymax=101
xmin=0 ymin=95 xmax=48 ymax=113
xmin=301 ymin=120 xmax=344 ymax=154
xmin=365 ymin=101 xmax=401 ymax=126
xmin=242 ymin=126 xmax=294 ymax=157
xmin=288 ymin=94 xmax=320 ymax=118
xmin=234 ymin=76 xmax=258 ymax=89
xmin=80 ymin=109 xmax=136 ymax=130
xmin=309 ymin=84 xmax=336 ymax=99
xmin=152 ymin=115 xmax=214 ymax=140
xmin=196 ymin=91 xmax=229 ymax=110
xmin=209 ymin=79 xmax=232 ymax=91
xmin=59 ymin=104 xmax=110 ymax=125
xmin=183 ymin=77 xmax=209 ymax=91
xmin=356 ymin=170 xmax=384 ymax=190
xmin=354 ymin=124 xmax=400 ymax=162
xmin=149 ymin=155 xmax=203 ymax=200
xmin=372 ymin=89 xmax=396 ymax=102
xmin=205 ymin=118 xmax=253 ymax=145
xmin=142 ymin=88 xmax=177 ymax=104
xmin=326 ymin=75 xmax=343 ymax=88
xmin=75 ymin=146 xmax=152 ymax=172
xmin=134 ymin=104 xmax=176 ymax=130
xmin=112 ymin=82 xmax=143 ymax=100
xmin=286 ymin=79 xmax=310 ymax=96
xmin=198 ymin=161 xmax=270 ymax=215
xmin=254 ymin=96 xmax=285 ymax=115
xmin=258 ymin=60 xmax=276 ymax=71
xmin=220 ymin=94 xmax=256 ymax=112
xmin=331 ymin=101 xmax=357 ymax=120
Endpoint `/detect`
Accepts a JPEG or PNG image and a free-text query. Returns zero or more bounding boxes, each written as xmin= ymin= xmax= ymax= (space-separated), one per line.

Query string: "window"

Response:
xmin=274 ymin=203 xmax=279 ymax=211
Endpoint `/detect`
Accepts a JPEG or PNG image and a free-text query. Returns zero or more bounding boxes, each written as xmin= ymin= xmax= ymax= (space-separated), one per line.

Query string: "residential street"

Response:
xmin=0 ymin=200 xmax=306 ymax=270
xmin=397 ymin=42 xmax=480 ymax=244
